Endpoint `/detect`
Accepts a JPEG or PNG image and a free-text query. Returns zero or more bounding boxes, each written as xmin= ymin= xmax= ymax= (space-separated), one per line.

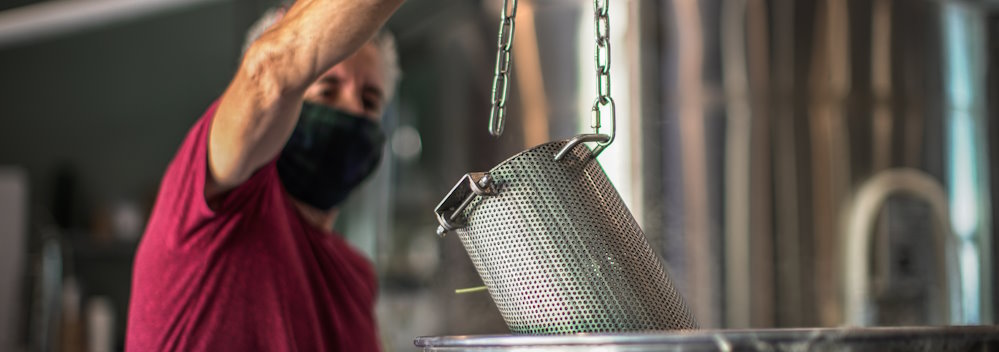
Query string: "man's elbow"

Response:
xmin=207 ymin=132 xmax=252 ymax=191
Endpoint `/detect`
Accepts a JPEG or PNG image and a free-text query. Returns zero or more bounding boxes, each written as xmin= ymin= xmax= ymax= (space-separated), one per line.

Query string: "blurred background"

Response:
xmin=2 ymin=0 xmax=999 ymax=350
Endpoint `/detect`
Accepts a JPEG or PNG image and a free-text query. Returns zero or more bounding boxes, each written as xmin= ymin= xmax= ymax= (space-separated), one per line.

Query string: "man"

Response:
xmin=126 ymin=0 xmax=405 ymax=350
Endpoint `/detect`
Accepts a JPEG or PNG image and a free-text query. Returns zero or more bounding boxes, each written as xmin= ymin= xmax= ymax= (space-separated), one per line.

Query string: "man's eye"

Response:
xmin=363 ymin=98 xmax=379 ymax=111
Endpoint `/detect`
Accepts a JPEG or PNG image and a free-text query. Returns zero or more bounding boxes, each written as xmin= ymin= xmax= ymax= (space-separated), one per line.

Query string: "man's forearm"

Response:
xmin=253 ymin=0 xmax=404 ymax=93
xmin=208 ymin=0 xmax=404 ymax=195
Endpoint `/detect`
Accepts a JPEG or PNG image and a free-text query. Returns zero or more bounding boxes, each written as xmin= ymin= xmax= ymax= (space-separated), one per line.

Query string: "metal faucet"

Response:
xmin=841 ymin=168 xmax=957 ymax=325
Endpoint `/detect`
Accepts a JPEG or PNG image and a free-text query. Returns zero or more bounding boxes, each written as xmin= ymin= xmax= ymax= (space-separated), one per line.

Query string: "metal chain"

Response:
xmin=488 ymin=0 xmax=518 ymax=137
xmin=591 ymin=0 xmax=615 ymax=150
xmin=487 ymin=0 xmax=615 ymax=151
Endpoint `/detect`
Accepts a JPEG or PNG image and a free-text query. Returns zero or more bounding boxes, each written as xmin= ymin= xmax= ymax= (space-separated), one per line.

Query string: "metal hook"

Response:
xmin=554 ymin=134 xmax=611 ymax=161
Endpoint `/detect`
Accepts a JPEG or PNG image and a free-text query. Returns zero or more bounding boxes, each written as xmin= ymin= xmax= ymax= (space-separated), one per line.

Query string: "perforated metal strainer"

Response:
xmin=436 ymin=0 xmax=695 ymax=334
xmin=434 ymin=136 xmax=697 ymax=334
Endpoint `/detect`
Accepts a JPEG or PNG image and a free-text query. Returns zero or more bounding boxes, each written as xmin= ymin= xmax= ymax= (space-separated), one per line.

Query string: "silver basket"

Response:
xmin=435 ymin=137 xmax=697 ymax=334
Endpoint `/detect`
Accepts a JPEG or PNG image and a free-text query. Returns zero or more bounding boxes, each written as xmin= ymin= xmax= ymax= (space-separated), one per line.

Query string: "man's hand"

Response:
xmin=207 ymin=0 xmax=404 ymax=199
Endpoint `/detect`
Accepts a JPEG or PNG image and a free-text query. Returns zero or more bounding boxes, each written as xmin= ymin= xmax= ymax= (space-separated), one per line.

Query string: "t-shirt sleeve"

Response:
xmin=153 ymin=100 xmax=279 ymax=243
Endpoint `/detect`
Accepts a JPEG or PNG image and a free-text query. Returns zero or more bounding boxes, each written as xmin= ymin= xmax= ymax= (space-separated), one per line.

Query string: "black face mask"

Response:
xmin=277 ymin=102 xmax=386 ymax=210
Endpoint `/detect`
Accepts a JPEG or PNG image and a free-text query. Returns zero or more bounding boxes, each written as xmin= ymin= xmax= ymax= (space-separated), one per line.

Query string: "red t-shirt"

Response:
xmin=126 ymin=102 xmax=380 ymax=351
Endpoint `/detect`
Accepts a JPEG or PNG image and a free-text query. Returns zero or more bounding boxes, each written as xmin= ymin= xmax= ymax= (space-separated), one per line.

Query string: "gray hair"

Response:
xmin=242 ymin=5 xmax=401 ymax=102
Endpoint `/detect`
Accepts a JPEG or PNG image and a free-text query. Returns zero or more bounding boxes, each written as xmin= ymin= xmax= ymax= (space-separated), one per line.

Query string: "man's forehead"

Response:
xmin=330 ymin=45 xmax=383 ymax=81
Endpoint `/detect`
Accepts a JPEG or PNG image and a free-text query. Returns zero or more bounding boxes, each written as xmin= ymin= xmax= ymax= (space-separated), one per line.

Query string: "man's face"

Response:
xmin=303 ymin=43 xmax=386 ymax=121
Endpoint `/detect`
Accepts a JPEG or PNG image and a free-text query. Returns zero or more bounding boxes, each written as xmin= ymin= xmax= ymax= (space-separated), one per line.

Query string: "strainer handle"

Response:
xmin=434 ymin=173 xmax=495 ymax=237
xmin=553 ymin=134 xmax=611 ymax=161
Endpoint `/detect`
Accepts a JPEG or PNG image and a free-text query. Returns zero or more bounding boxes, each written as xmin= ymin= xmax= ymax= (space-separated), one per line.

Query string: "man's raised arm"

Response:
xmin=207 ymin=0 xmax=404 ymax=197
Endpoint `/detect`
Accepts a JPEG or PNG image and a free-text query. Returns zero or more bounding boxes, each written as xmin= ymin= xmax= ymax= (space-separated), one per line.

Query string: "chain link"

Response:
xmin=591 ymin=0 xmax=615 ymax=149
xmin=488 ymin=0 xmax=518 ymax=137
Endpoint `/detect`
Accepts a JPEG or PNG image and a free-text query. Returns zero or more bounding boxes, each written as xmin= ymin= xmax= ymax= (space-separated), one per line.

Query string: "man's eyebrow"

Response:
xmin=319 ymin=75 xmax=341 ymax=84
